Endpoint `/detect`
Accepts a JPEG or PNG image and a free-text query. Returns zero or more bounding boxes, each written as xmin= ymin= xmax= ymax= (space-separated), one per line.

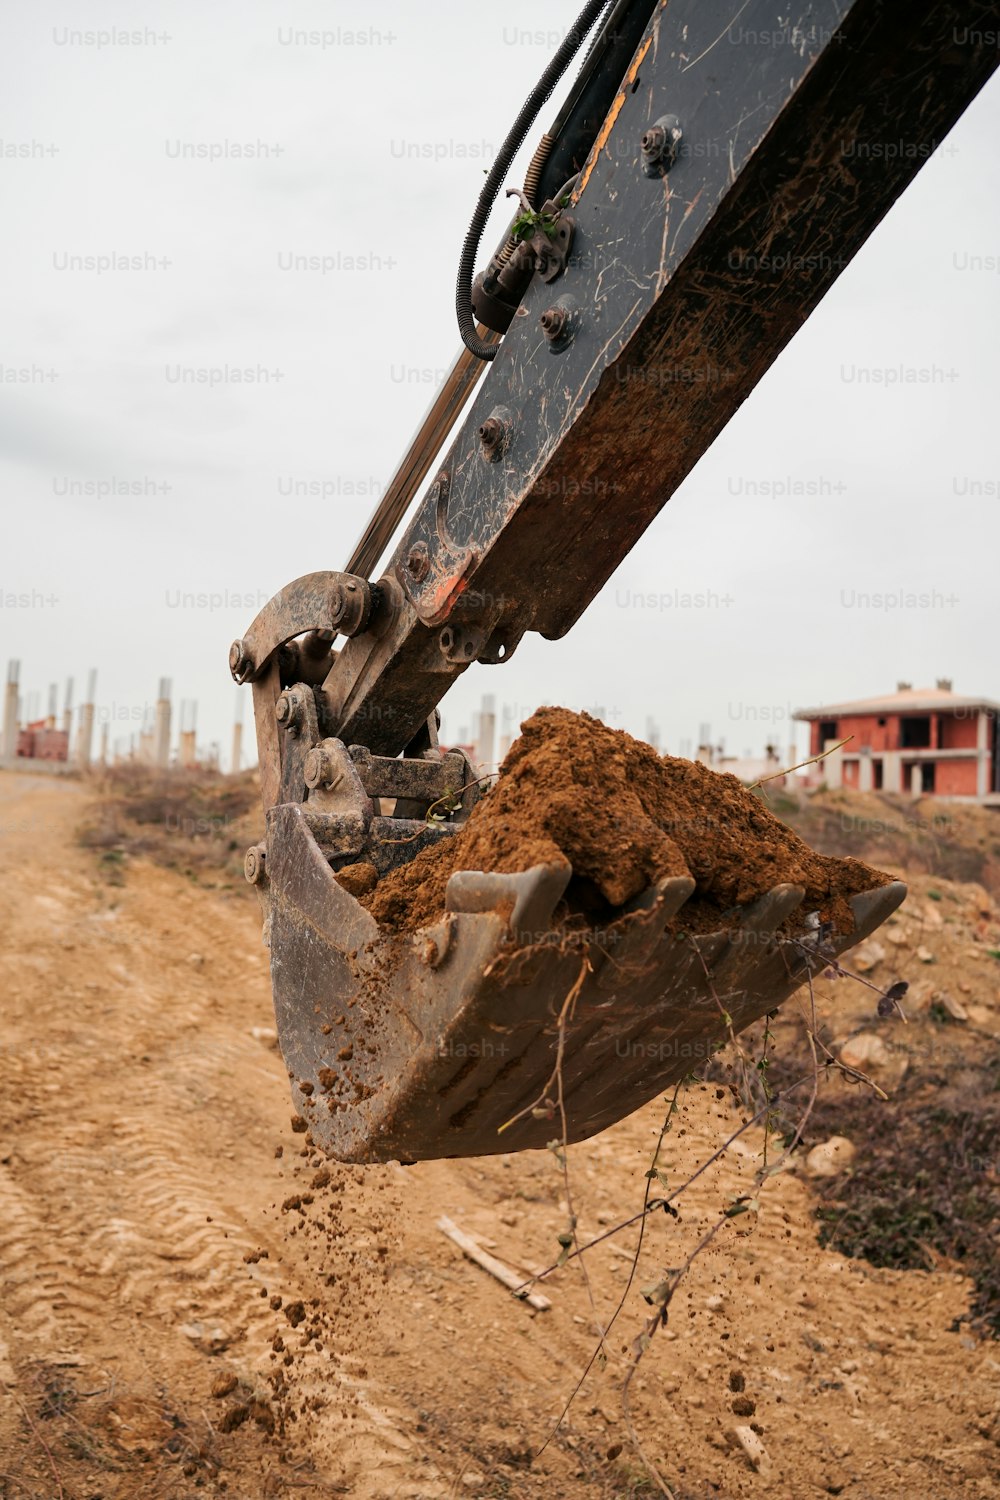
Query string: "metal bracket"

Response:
xmin=230 ymin=571 xmax=373 ymax=684
xmin=277 ymin=682 xmax=321 ymax=807
xmin=508 ymin=186 xmax=576 ymax=284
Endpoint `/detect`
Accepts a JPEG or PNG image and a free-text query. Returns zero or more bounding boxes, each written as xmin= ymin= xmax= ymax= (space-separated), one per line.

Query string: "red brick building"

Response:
xmin=795 ymin=681 xmax=999 ymax=801
xmin=16 ymin=720 xmax=69 ymax=762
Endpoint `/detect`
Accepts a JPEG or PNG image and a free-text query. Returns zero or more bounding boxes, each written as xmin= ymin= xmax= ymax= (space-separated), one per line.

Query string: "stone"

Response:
xmin=851 ymin=941 xmax=886 ymax=973
xmin=916 ymin=946 xmax=936 ymax=963
xmin=839 ymin=1033 xmax=890 ymax=1072
xmin=179 ymin=1320 xmax=231 ymax=1353
xmin=934 ymin=991 xmax=968 ymax=1022
xmin=805 ymin=1136 xmax=857 ymax=1178
xmin=728 ymin=1424 xmax=771 ymax=1475
xmin=908 ymin=980 xmax=935 ymax=1011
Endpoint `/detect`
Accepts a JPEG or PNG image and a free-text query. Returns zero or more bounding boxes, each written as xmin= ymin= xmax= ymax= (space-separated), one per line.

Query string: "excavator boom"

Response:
xmin=234 ymin=0 xmax=997 ymax=1162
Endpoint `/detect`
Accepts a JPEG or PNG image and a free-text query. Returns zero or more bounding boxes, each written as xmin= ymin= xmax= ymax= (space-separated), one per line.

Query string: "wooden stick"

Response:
xmin=437 ymin=1216 xmax=551 ymax=1311
xmin=748 ymin=734 xmax=854 ymax=790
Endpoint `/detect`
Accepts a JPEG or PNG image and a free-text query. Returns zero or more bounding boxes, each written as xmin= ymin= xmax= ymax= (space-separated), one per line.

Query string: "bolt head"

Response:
xmin=244 ymin=845 xmax=266 ymax=884
xmin=540 ymin=306 xmax=568 ymax=342
xmin=304 ymin=748 xmax=341 ymax=791
xmin=276 ymin=689 xmax=303 ymax=731
xmin=406 ymin=544 xmax=430 ymax=582
xmin=304 ymin=749 xmax=322 ymax=788
xmin=229 ymin=638 xmax=250 ymax=678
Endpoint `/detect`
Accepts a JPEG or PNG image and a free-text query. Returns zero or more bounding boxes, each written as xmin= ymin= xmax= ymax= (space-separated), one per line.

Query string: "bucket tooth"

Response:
xmin=596 ymin=874 xmax=696 ymax=990
xmin=845 ymin=880 xmax=907 ymax=948
xmin=729 ymin=882 xmax=806 ymax=938
xmin=445 ymin=861 xmax=571 ymax=946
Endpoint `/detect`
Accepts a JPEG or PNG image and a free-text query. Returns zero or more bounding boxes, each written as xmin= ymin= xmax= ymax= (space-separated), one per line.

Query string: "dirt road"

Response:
xmin=1 ymin=771 xmax=998 ymax=1498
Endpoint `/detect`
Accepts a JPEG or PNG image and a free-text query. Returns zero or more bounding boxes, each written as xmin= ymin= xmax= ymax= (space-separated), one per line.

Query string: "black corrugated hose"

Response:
xmin=455 ymin=0 xmax=615 ymax=360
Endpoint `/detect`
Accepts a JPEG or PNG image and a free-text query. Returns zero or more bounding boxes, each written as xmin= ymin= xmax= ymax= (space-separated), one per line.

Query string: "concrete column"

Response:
xmin=76 ymin=670 xmax=96 ymax=769
xmin=2 ymin=660 xmax=19 ymax=760
xmin=62 ymin=678 xmax=73 ymax=736
xmin=883 ymin=751 xmax=901 ymax=793
xmin=46 ymin=683 xmax=58 ymax=730
xmin=154 ymin=677 xmax=172 ymax=769
xmin=909 ymin=763 xmax=921 ymax=798
xmin=976 ymin=709 xmax=989 ymax=798
xmin=474 ymin=694 xmax=496 ymax=772
xmin=99 ymin=723 xmax=109 ymax=767
xmin=231 ymin=720 xmax=243 ymax=775
xmin=823 ymin=741 xmax=843 ymax=790
xmin=76 ymin=704 xmax=95 ymax=769
xmin=180 ymin=729 xmax=197 ymax=768
xmin=859 ymin=753 xmax=873 ymax=793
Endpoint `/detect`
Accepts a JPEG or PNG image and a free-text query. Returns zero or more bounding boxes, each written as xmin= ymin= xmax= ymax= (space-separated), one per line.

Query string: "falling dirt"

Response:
xmin=362 ymin=708 xmax=889 ymax=935
xmin=2 ymin=768 xmax=999 ymax=1498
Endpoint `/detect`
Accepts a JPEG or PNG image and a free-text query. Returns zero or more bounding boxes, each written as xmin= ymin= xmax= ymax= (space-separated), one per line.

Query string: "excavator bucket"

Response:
xmin=234 ymin=603 xmax=906 ymax=1165
xmin=256 ymin=791 xmax=905 ymax=1164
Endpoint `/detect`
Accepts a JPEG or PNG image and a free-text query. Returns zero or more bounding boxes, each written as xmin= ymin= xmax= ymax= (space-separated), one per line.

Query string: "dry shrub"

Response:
xmin=78 ymin=763 xmax=261 ymax=888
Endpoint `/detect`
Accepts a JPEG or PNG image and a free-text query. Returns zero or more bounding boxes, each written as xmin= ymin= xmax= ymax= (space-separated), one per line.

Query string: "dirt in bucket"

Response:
xmin=354 ymin=708 xmax=889 ymax=936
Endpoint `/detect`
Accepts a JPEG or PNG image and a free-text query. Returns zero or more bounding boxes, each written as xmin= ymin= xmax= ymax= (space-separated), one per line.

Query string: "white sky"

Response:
xmin=2 ymin=1 xmax=998 ymax=767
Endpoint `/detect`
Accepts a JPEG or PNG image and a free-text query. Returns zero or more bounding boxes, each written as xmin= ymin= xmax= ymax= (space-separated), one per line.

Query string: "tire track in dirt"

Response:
xmin=0 ymin=1164 xmax=108 ymax=1344
xmin=0 ymin=777 xmax=426 ymax=1495
xmin=0 ymin=783 xmax=280 ymax=1372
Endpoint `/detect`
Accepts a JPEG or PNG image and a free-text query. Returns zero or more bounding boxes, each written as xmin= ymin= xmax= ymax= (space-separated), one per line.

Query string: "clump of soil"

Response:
xmin=361 ymin=707 xmax=888 ymax=935
xmin=333 ymin=861 xmax=378 ymax=898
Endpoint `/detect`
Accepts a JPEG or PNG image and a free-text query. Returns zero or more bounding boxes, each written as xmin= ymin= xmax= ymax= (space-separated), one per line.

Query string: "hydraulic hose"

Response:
xmin=455 ymin=0 xmax=614 ymax=361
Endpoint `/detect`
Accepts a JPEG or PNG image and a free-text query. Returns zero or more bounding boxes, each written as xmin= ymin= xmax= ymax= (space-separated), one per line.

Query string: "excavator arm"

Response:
xmin=233 ymin=0 xmax=997 ymax=1163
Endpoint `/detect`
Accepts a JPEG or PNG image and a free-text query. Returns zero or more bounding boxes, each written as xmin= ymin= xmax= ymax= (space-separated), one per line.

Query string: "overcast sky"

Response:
xmin=2 ymin=1 xmax=998 ymax=768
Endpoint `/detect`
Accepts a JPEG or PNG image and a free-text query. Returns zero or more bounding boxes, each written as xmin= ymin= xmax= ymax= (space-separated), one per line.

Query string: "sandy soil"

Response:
xmin=1 ymin=771 xmax=998 ymax=1499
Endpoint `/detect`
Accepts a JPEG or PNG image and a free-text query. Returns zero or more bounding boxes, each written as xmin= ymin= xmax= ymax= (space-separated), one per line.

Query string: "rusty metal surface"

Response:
xmin=314 ymin=0 xmax=999 ymax=757
xmin=263 ymin=803 xmax=907 ymax=1162
xmin=348 ymin=744 xmax=480 ymax=814
xmin=250 ymin=662 xmax=283 ymax=813
xmin=231 ymin=571 xmax=371 ymax=685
